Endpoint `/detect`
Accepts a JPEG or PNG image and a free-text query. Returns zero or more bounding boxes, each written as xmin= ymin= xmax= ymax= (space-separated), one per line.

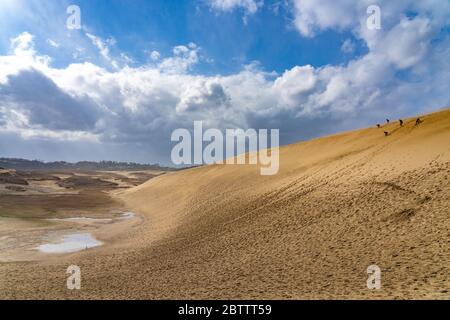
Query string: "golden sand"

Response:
xmin=1 ymin=108 xmax=449 ymax=299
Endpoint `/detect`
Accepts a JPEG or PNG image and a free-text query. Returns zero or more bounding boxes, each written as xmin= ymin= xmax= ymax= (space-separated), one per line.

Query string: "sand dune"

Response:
xmin=1 ymin=108 xmax=449 ymax=299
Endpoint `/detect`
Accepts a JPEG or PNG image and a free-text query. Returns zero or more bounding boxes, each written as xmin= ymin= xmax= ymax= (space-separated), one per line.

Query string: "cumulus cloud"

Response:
xmin=287 ymin=0 xmax=450 ymax=117
xmin=176 ymin=79 xmax=230 ymax=113
xmin=292 ymin=0 xmax=358 ymax=38
xmin=208 ymin=0 xmax=263 ymax=14
xmin=0 ymin=0 xmax=449 ymax=164
xmin=158 ymin=43 xmax=200 ymax=73
xmin=0 ymin=34 xmax=101 ymax=142
xmin=0 ymin=69 xmax=101 ymax=131
xmin=10 ymin=32 xmax=36 ymax=56
xmin=273 ymin=65 xmax=317 ymax=109
xmin=150 ymin=50 xmax=161 ymax=61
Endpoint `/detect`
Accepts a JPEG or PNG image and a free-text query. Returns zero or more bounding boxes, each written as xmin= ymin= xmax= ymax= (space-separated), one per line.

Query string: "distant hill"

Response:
xmin=0 ymin=158 xmax=176 ymax=171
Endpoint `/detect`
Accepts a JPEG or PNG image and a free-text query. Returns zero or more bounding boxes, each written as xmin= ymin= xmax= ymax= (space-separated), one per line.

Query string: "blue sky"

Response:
xmin=0 ymin=0 xmax=366 ymax=73
xmin=0 ymin=0 xmax=449 ymax=165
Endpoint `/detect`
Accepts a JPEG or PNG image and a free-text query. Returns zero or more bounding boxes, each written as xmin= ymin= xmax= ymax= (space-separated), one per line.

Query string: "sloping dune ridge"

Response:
xmin=1 ymin=108 xmax=449 ymax=299
xmin=120 ymin=107 xmax=450 ymax=299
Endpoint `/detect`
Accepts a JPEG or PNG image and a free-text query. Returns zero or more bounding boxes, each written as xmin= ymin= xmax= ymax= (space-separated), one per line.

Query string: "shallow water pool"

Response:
xmin=38 ymin=233 xmax=102 ymax=254
xmin=119 ymin=212 xmax=135 ymax=219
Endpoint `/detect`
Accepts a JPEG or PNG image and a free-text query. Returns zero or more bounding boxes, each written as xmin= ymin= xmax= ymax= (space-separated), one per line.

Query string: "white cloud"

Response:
xmin=273 ymin=65 xmax=316 ymax=109
xmin=46 ymin=39 xmax=60 ymax=48
xmin=340 ymin=39 xmax=355 ymax=53
xmin=208 ymin=0 xmax=263 ymax=14
xmin=287 ymin=0 xmax=450 ymax=117
xmin=150 ymin=50 xmax=160 ymax=61
xmin=176 ymin=79 xmax=230 ymax=114
xmin=86 ymin=32 xmax=119 ymax=69
xmin=158 ymin=44 xmax=200 ymax=74
xmin=10 ymin=32 xmax=35 ymax=56
xmin=379 ymin=17 xmax=431 ymax=69
xmin=292 ymin=0 xmax=357 ymax=37
xmin=120 ymin=53 xmax=134 ymax=65
xmin=0 ymin=0 xmax=449 ymax=163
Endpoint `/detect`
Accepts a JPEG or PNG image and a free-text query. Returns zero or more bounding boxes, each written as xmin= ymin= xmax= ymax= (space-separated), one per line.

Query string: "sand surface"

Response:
xmin=0 ymin=109 xmax=449 ymax=299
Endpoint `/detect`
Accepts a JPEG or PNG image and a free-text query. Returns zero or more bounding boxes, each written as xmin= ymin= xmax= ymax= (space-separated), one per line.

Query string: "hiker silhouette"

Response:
xmin=415 ymin=118 xmax=423 ymax=126
xmin=386 ymin=119 xmax=390 ymax=124
xmin=399 ymin=119 xmax=403 ymax=126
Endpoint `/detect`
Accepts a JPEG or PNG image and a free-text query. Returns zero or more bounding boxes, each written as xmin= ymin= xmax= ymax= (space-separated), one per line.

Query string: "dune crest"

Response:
xmin=121 ymin=108 xmax=450 ymax=299
xmin=1 ymin=109 xmax=448 ymax=299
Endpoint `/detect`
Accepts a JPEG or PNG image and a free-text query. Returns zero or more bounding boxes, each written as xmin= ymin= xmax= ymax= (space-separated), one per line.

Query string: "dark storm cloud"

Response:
xmin=0 ymin=69 xmax=102 ymax=131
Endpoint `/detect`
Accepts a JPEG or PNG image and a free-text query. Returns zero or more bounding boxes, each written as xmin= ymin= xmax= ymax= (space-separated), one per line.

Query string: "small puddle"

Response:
xmin=47 ymin=217 xmax=113 ymax=222
xmin=46 ymin=212 xmax=136 ymax=223
xmin=119 ymin=212 xmax=135 ymax=219
xmin=37 ymin=212 xmax=137 ymax=255
xmin=38 ymin=233 xmax=102 ymax=254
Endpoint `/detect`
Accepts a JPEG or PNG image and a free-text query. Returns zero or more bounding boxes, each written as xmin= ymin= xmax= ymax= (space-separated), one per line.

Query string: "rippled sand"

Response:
xmin=1 ymin=108 xmax=449 ymax=299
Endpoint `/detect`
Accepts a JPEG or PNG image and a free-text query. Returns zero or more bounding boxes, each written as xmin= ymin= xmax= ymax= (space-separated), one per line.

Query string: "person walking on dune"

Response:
xmin=386 ymin=119 xmax=390 ymax=124
xmin=415 ymin=118 xmax=423 ymax=126
xmin=399 ymin=119 xmax=404 ymax=126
